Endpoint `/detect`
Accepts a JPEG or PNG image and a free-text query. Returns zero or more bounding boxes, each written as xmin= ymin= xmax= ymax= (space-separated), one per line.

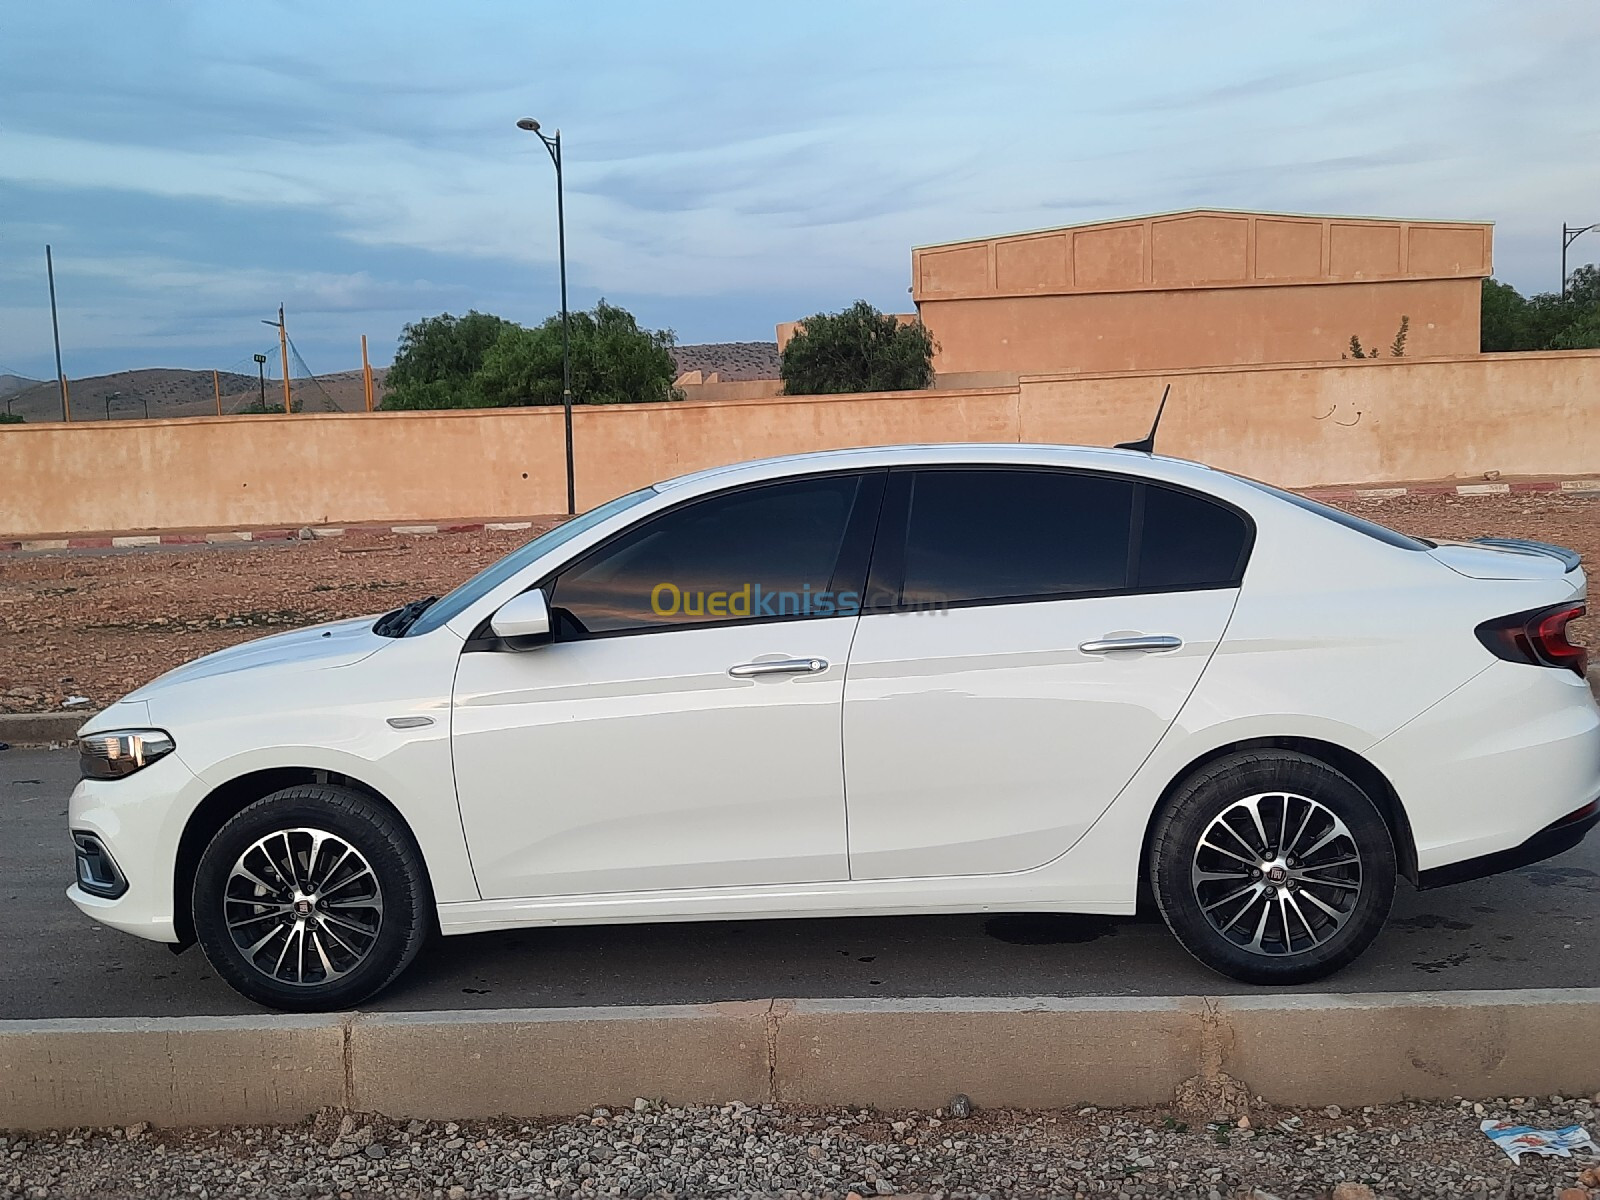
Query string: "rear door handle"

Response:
xmin=1078 ymin=635 xmax=1182 ymax=654
xmin=728 ymin=657 xmax=829 ymax=678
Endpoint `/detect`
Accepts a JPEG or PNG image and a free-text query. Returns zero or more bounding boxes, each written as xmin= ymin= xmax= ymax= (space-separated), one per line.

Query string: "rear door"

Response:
xmin=842 ymin=467 xmax=1251 ymax=880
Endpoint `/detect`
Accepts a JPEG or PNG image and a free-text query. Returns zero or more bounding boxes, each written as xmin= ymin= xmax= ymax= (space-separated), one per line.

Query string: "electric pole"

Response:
xmin=261 ymin=306 xmax=292 ymax=413
xmin=46 ymin=245 xmax=70 ymax=422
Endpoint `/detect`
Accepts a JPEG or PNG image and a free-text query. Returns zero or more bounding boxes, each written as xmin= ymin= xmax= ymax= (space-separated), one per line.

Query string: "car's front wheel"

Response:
xmin=191 ymin=784 xmax=431 ymax=1011
xmin=1149 ymin=750 xmax=1396 ymax=985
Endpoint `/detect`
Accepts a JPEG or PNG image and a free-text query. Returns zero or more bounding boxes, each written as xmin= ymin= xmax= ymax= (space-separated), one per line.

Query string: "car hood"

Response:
xmin=1428 ymin=537 xmax=1583 ymax=583
xmin=126 ymin=615 xmax=389 ymax=698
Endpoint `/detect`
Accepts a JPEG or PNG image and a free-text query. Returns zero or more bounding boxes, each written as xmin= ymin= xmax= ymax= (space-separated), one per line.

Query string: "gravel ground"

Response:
xmin=0 ymin=489 xmax=1594 ymax=716
xmin=5 ymin=1095 xmax=1600 ymax=1200
xmin=0 ymin=525 xmax=558 ymax=715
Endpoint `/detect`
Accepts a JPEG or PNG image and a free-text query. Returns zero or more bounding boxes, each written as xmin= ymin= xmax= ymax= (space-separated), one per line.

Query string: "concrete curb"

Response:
xmin=0 ymin=711 xmax=90 ymax=747
xmin=5 ymin=990 xmax=1600 ymax=1131
xmin=3 ymin=480 xmax=1597 ymax=554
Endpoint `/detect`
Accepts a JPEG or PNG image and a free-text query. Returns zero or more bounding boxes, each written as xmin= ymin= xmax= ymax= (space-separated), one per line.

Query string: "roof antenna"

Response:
xmin=1115 ymin=383 xmax=1170 ymax=454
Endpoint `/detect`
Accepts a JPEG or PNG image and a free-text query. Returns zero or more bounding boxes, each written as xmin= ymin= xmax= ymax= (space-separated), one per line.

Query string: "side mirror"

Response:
xmin=489 ymin=588 xmax=552 ymax=647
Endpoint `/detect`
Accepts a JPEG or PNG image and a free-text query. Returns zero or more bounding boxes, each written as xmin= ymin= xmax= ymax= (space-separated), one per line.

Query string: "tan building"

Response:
xmin=910 ymin=209 xmax=1492 ymax=376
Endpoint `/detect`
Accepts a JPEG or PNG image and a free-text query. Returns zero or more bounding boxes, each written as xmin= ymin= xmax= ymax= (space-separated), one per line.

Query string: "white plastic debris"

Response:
xmin=1480 ymin=1119 xmax=1598 ymax=1162
xmin=63 ymin=695 xmax=91 ymax=707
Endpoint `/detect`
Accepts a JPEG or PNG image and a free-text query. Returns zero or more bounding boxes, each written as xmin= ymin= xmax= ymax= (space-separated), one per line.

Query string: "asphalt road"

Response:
xmin=3 ymin=747 xmax=1596 ymax=1018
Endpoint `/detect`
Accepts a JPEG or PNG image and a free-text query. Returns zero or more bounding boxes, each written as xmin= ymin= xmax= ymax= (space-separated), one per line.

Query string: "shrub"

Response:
xmin=780 ymin=301 xmax=935 ymax=395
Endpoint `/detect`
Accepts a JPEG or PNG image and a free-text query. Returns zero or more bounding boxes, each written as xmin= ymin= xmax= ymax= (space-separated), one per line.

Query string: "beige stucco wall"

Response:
xmin=921 ymin=277 xmax=1481 ymax=374
xmin=1 ymin=352 xmax=1595 ymax=538
xmin=913 ymin=210 xmax=1491 ymax=375
xmin=1017 ymin=350 xmax=1599 ymax=489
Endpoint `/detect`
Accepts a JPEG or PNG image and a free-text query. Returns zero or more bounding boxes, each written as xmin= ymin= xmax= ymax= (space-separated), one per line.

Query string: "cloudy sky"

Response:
xmin=1 ymin=0 xmax=1596 ymax=380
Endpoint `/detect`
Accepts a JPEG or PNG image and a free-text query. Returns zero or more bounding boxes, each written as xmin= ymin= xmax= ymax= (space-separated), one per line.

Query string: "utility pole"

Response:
xmin=212 ymin=370 xmax=222 ymax=416
xmin=45 ymin=245 xmax=70 ymax=422
xmin=261 ymin=306 xmax=292 ymax=413
xmin=361 ymin=335 xmax=374 ymax=411
xmin=278 ymin=306 xmax=292 ymax=413
xmin=254 ymin=354 xmax=268 ymax=411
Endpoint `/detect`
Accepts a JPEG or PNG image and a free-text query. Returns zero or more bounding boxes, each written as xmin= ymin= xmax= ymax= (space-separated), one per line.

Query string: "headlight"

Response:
xmin=79 ymin=729 xmax=176 ymax=780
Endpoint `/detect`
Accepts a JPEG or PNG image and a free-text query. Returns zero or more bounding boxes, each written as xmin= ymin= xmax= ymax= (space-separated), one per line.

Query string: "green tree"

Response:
xmin=382 ymin=310 xmax=516 ymax=409
xmin=475 ymin=300 xmax=680 ymax=407
xmin=1480 ymin=269 xmax=1600 ymax=352
xmin=0 ymin=411 xmax=24 ymax=424
xmin=1479 ymin=279 xmax=1527 ymax=352
xmin=1549 ymin=266 xmax=1600 ymax=350
xmin=780 ymin=301 xmax=935 ymax=395
xmin=381 ymin=303 xmax=678 ymax=409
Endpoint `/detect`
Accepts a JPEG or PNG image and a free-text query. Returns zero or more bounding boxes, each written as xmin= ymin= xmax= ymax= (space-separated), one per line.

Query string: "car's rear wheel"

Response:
xmin=192 ymin=784 xmax=431 ymax=1011
xmin=1149 ymin=750 xmax=1396 ymax=985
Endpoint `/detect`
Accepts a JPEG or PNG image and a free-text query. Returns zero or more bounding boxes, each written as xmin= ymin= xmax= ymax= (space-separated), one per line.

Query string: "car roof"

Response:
xmin=652 ymin=443 xmax=1220 ymax=493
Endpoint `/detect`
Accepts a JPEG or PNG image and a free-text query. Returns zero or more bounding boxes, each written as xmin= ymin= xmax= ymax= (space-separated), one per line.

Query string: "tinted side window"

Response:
xmin=551 ymin=474 xmax=863 ymax=636
xmin=1137 ymin=484 xmax=1251 ymax=589
xmin=899 ymin=469 xmax=1135 ymax=606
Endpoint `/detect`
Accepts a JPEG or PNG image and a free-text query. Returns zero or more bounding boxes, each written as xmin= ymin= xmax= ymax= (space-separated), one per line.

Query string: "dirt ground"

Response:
xmin=0 ymin=492 xmax=1594 ymax=715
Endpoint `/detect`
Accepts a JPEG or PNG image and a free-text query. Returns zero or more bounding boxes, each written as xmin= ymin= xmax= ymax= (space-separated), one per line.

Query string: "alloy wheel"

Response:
xmin=1189 ymin=791 xmax=1362 ymax=957
xmin=223 ymin=827 xmax=385 ymax=986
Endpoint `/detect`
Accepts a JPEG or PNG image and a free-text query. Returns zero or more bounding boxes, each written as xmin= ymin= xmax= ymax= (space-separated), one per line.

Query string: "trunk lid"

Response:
xmin=1429 ymin=537 xmax=1584 ymax=586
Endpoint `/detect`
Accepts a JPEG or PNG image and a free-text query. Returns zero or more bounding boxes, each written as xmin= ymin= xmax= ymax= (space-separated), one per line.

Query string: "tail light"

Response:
xmin=1475 ymin=603 xmax=1588 ymax=677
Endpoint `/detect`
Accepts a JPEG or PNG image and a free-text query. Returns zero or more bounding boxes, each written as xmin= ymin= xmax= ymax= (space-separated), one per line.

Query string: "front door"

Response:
xmin=452 ymin=470 xmax=884 ymax=900
xmin=843 ymin=467 xmax=1249 ymax=880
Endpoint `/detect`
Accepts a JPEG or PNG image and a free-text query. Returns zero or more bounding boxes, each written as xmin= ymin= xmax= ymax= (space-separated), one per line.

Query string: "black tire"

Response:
xmin=1149 ymin=750 xmax=1396 ymax=985
xmin=192 ymin=784 xmax=431 ymax=1011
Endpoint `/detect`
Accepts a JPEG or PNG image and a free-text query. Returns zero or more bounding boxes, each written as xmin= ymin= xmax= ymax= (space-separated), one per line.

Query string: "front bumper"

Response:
xmin=65 ymin=750 xmax=201 ymax=944
xmin=1418 ymin=798 xmax=1600 ymax=889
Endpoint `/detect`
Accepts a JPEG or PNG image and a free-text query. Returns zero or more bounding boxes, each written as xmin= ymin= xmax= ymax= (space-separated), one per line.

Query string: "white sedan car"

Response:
xmin=69 ymin=445 xmax=1599 ymax=1010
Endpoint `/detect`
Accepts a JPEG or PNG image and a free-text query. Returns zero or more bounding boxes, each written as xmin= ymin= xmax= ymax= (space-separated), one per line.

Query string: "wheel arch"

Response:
xmin=171 ymin=766 xmax=417 ymax=947
xmin=1137 ymin=735 xmax=1418 ymax=899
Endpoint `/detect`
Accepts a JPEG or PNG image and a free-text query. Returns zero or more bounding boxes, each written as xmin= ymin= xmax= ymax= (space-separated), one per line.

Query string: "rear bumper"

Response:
xmin=1417 ymin=799 xmax=1600 ymax=889
xmin=1368 ymin=660 xmax=1600 ymax=874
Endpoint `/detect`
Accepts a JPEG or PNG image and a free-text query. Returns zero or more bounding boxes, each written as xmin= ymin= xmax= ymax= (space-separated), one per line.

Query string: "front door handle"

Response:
xmin=1078 ymin=635 xmax=1183 ymax=654
xmin=728 ymin=657 xmax=829 ymax=678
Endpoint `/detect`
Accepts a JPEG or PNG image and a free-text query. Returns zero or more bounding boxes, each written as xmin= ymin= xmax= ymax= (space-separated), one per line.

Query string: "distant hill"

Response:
xmin=2 ymin=343 xmax=778 ymax=422
xmin=0 ymin=374 xmax=39 ymax=401
xmin=671 ymin=342 xmax=780 ymax=381
xmin=3 ymin=367 xmax=389 ymax=422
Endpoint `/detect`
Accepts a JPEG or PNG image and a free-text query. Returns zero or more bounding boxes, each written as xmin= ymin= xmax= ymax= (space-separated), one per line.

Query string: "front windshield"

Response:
xmin=406 ymin=487 xmax=656 ymax=635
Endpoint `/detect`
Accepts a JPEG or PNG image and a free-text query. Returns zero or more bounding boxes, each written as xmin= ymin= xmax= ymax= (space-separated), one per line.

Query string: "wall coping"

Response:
xmin=0 ymin=385 xmax=1024 ymax=433
xmin=1017 ymin=347 xmax=1600 ymax=387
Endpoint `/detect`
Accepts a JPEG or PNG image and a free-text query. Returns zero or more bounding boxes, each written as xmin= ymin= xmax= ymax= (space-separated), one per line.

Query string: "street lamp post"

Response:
xmin=254 ymin=353 xmax=268 ymax=411
xmin=103 ymin=390 xmax=122 ymax=421
xmin=517 ymin=116 xmax=576 ymax=516
xmin=1562 ymin=223 xmax=1597 ymax=298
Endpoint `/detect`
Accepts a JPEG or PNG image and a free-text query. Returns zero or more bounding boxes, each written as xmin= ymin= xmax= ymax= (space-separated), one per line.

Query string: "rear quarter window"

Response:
xmin=1136 ymin=484 xmax=1252 ymax=588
